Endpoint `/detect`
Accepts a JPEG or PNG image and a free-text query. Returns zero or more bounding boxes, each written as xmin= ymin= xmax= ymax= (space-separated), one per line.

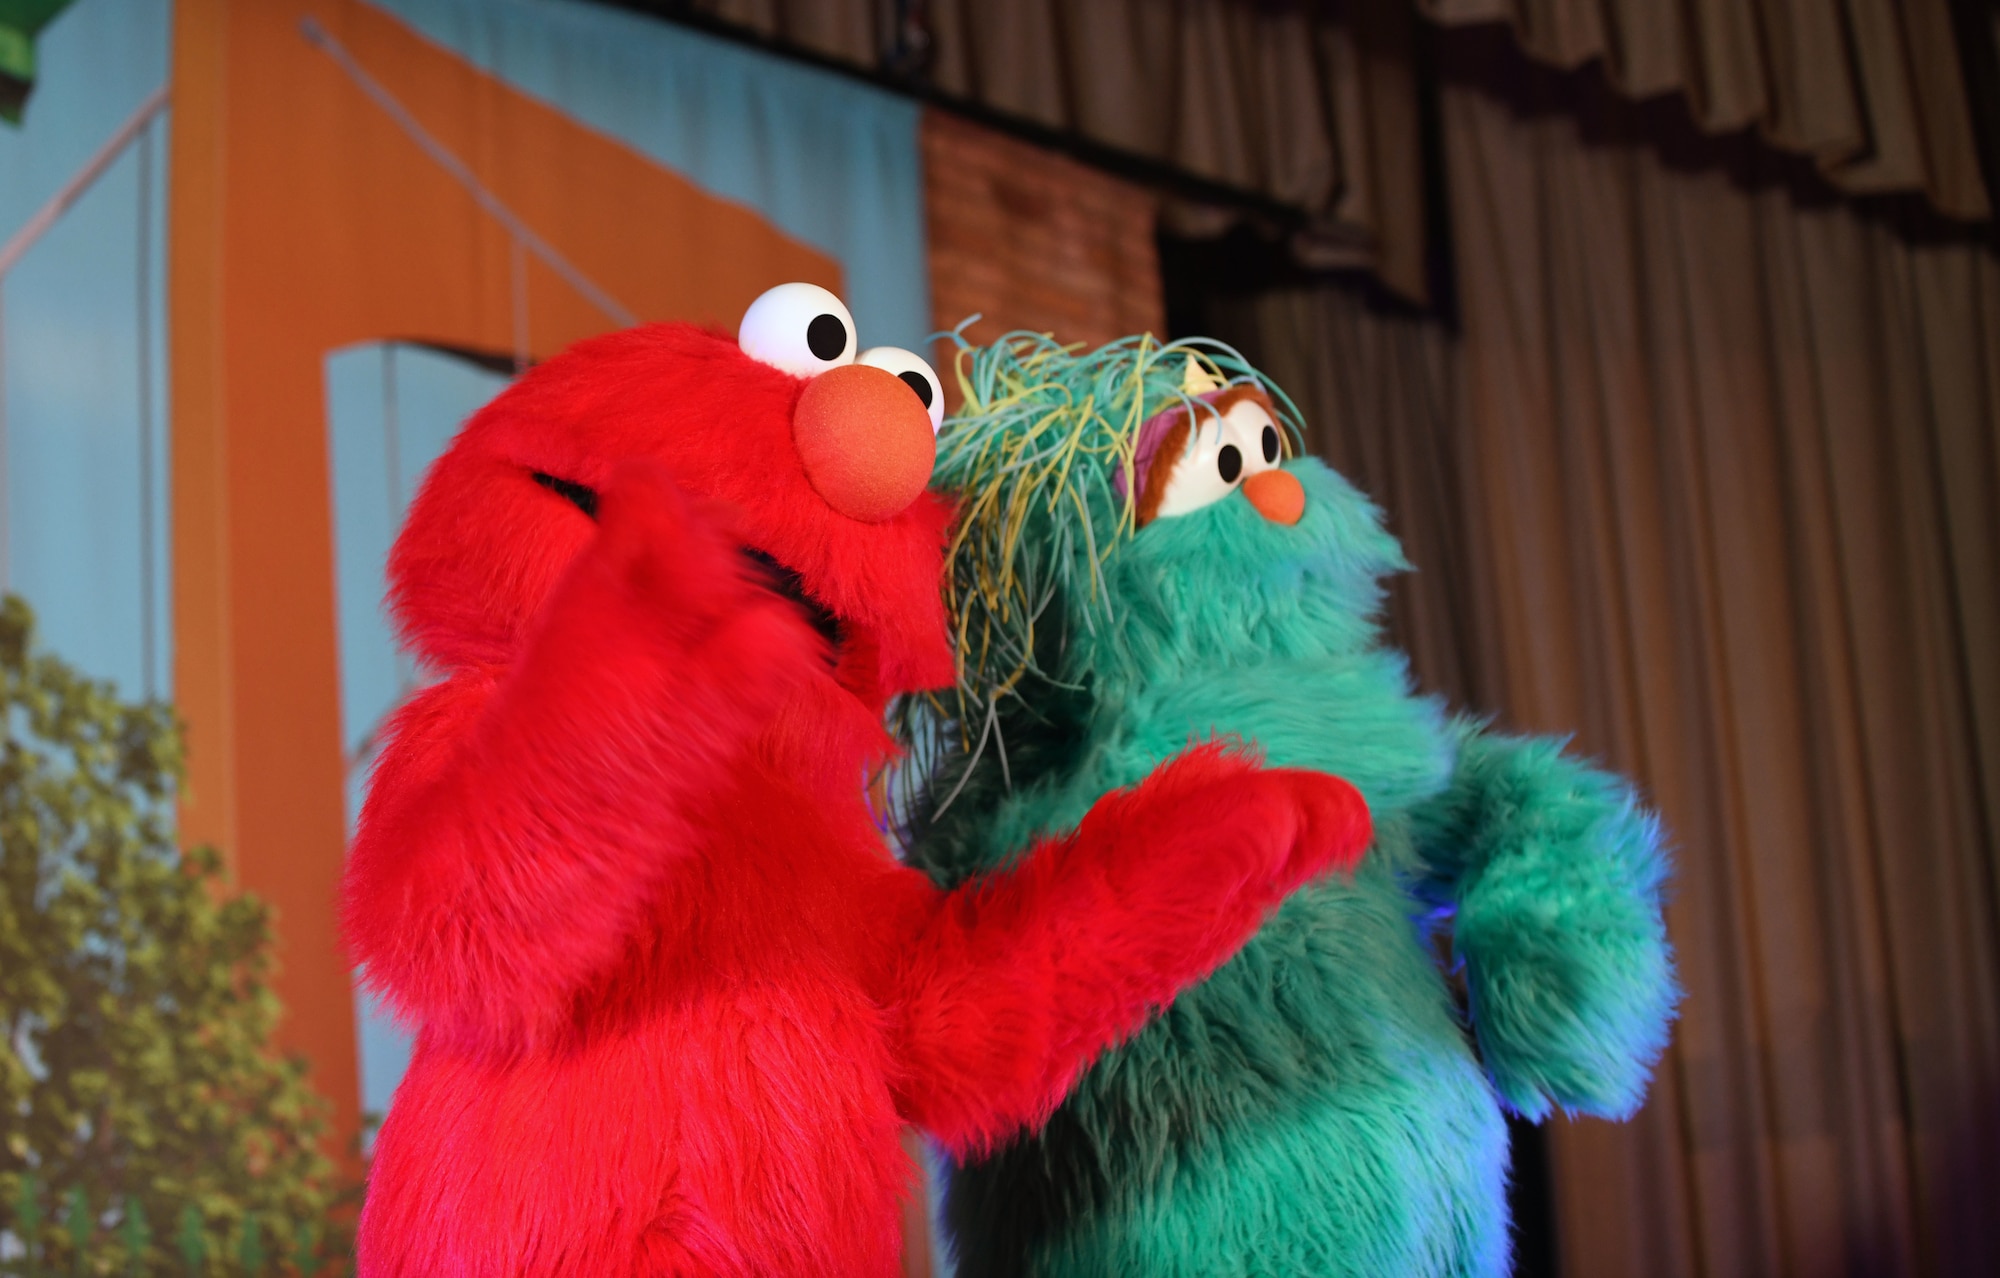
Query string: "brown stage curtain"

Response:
xmin=1420 ymin=0 xmax=1993 ymax=221
xmin=1206 ymin=56 xmax=2000 ymax=1278
xmin=1442 ymin=57 xmax=2000 ymax=1273
xmin=690 ymin=0 xmax=1430 ymax=298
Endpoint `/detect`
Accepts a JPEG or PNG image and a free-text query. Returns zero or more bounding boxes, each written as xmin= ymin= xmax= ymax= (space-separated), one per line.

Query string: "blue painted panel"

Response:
xmin=325 ymin=340 xmax=512 ymax=1128
xmin=367 ymin=0 xmax=934 ymax=354
xmin=0 ymin=0 xmax=170 ymax=699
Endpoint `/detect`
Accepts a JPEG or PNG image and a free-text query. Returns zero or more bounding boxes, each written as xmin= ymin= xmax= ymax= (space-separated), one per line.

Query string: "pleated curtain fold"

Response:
xmin=692 ymin=0 xmax=1432 ymax=298
xmin=1420 ymin=0 xmax=1991 ymax=220
xmin=1440 ymin=65 xmax=2000 ymax=1275
xmin=691 ymin=3 xmax=2000 ymax=1270
xmin=1202 ymin=50 xmax=2000 ymax=1276
xmin=691 ymin=0 xmax=1992 ymax=295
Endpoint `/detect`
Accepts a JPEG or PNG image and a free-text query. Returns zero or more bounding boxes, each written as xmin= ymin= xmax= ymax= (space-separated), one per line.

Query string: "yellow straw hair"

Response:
xmin=889 ymin=326 xmax=1303 ymax=786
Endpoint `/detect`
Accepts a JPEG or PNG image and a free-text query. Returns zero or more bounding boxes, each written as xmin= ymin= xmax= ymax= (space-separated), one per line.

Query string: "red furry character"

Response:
xmin=342 ymin=284 xmax=1371 ymax=1277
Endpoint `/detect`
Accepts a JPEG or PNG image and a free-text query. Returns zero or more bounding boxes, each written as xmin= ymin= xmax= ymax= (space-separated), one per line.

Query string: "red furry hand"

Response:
xmin=570 ymin=459 xmax=827 ymax=702
xmin=592 ymin=460 xmax=770 ymax=631
xmin=1074 ymin=752 xmax=1372 ymax=908
xmin=1259 ymin=768 xmax=1373 ymax=890
xmin=892 ymin=744 xmax=1373 ymax=1154
xmin=344 ymin=461 xmax=829 ymax=1051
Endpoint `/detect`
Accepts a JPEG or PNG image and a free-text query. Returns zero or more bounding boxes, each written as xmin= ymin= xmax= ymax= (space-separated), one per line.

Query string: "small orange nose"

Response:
xmin=1243 ymin=468 xmax=1305 ymax=525
xmin=792 ymin=364 xmax=937 ymax=522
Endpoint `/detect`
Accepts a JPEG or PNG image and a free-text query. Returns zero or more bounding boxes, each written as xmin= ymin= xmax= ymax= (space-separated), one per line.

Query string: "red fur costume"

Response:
xmin=342 ymin=316 xmax=1372 ymax=1277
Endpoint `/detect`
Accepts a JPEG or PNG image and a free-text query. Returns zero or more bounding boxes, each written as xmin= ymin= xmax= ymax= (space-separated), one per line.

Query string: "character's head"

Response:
xmin=922 ymin=333 xmax=1405 ymax=716
xmin=388 ymin=283 xmax=957 ymax=711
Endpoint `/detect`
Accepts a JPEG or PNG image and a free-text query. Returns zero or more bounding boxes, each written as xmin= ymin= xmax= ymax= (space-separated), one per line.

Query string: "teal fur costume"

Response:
xmin=901 ymin=335 xmax=1679 ymax=1278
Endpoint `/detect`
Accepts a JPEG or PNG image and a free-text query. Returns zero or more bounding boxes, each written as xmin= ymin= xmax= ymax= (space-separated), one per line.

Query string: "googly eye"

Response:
xmin=1151 ymin=397 xmax=1286 ymax=522
xmin=737 ymin=282 xmax=857 ymax=377
xmin=856 ymin=346 xmax=944 ymax=433
xmin=1221 ymin=398 xmax=1282 ymax=477
xmin=1152 ymin=409 xmax=1241 ymax=520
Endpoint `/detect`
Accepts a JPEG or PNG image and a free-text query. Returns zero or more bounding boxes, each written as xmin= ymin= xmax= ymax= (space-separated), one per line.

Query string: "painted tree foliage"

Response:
xmin=1 ymin=595 xmax=348 ymax=1273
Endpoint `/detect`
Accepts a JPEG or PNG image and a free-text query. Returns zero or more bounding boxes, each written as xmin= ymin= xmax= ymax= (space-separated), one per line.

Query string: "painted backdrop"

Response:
xmin=1 ymin=0 xmax=930 ymax=1170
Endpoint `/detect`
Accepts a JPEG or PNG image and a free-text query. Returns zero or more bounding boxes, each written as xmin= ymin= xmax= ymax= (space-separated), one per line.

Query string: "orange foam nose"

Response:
xmin=792 ymin=364 xmax=938 ymax=522
xmin=1243 ymin=468 xmax=1305 ymax=525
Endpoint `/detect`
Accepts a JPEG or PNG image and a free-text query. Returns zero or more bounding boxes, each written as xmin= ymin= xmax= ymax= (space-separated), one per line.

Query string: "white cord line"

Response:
xmin=381 ymin=342 xmax=416 ymax=698
xmin=0 ymin=86 xmax=169 ymax=278
xmin=511 ymin=236 xmax=530 ymax=374
xmin=298 ymin=17 xmax=638 ymax=330
xmin=0 ymin=282 xmax=8 ymax=596
xmin=0 ymin=85 xmax=169 ymax=602
xmin=138 ymin=116 xmax=157 ymax=699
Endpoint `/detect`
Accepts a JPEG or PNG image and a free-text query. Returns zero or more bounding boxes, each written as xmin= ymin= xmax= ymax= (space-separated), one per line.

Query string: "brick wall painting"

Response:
xmin=921 ymin=109 xmax=1164 ymax=411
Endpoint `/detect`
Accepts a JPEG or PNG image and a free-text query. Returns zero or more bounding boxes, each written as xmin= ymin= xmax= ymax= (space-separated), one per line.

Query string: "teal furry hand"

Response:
xmin=1425 ymin=732 xmax=1679 ymax=1121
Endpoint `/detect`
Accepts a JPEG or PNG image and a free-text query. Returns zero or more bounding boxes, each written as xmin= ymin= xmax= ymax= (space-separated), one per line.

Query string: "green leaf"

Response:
xmin=63 ymin=1186 xmax=89 ymax=1275
xmin=16 ymin=1170 xmax=43 ymax=1277
xmin=236 ymin=1212 xmax=265 ymax=1274
xmin=175 ymin=1205 xmax=204 ymax=1272
xmin=118 ymin=1196 xmax=151 ymax=1277
xmin=291 ymin=1218 xmax=321 ymax=1278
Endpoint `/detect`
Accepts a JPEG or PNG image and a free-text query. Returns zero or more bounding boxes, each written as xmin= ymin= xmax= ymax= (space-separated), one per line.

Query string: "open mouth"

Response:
xmin=532 ymin=470 xmax=599 ymax=519
xmin=531 ymin=469 xmax=843 ymax=663
xmin=739 ymin=547 xmax=844 ymax=661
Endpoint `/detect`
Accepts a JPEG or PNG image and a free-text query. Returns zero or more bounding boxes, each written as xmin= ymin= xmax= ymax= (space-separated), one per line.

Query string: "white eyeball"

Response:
xmin=1152 ymin=402 xmax=1278 ymax=520
xmin=857 ymin=346 xmax=944 ymax=433
xmin=738 ymin=282 xmax=857 ymax=377
xmin=1152 ymin=408 xmax=1239 ymax=520
xmin=1224 ymin=397 xmax=1284 ymax=476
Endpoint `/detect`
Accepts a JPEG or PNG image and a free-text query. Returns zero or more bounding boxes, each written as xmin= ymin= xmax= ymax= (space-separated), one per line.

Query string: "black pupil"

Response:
xmin=1217 ymin=444 xmax=1243 ymax=483
xmin=898 ymin=370 xmax=934 ymax=409
xmin=807 ymin=313 xmax=847 ymax=361
xmin=1262 ymin=424 xmax=1279 ymax=463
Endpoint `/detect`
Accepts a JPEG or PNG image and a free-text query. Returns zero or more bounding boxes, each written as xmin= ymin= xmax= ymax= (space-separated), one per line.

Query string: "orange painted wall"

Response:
xmin=167 ymin=0 xmax=839 ymax=1163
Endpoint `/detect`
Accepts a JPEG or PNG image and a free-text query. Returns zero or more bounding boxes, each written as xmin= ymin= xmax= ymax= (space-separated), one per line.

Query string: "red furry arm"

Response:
xmin=886 ymin=744 xmax=1371 ymax=1155
xmin=342 ymin=462 xmax=815 ymax=1049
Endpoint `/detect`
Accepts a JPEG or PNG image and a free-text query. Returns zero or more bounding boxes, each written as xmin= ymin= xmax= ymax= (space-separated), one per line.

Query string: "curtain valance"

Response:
xmin=686 ymin=0 xmax=1432 ymax=298
xmin=1420 ymin=0 xmax=1991 ymax=220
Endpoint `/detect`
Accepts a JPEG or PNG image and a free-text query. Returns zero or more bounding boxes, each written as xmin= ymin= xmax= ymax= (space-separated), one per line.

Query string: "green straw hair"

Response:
xmin=889 ymin=325 xmax=1305 ymax=790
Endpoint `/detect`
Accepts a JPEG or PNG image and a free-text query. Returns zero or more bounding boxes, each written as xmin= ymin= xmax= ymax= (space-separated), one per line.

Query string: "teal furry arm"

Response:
xmin=1411 ymin=725 xmax=1679 ymax=1120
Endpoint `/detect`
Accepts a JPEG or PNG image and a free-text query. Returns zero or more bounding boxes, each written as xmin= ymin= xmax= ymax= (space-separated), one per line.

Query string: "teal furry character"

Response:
xmin=902 ymin=335 xmax=1679 ymax=1278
